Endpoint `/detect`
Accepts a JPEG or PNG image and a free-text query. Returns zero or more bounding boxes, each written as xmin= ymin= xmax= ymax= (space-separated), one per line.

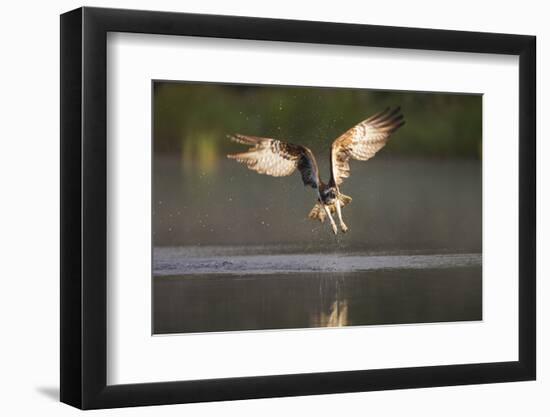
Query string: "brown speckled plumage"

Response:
xmin=227 ymin=108 xmax=405 ymax=234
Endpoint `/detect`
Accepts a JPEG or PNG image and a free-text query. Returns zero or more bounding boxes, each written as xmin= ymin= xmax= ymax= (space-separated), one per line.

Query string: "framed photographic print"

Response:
xmin=60 ymin=6 xmax=536 ymax=409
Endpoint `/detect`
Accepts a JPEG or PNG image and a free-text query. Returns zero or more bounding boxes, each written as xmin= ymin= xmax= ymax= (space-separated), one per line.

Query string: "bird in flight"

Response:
xmin=227 ymin=107 xmax=405 ymax=235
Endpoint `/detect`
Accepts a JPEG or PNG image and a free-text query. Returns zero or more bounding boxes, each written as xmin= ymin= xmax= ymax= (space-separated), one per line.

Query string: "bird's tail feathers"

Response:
xmin=308 ymin=194 xmax=352 ymax=223
xmin=338 ymin=193 xmax=352 ymax=207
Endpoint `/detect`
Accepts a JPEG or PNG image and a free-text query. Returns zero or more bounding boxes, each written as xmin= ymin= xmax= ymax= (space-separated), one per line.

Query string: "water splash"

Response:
xmin=153 ymin=246 xmax=481 ymax=276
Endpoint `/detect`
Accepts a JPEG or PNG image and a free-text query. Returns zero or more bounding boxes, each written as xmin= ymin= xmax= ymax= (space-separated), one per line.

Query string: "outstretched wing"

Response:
xmin=329 ymin=107 xmax=405 ymax=187
xmin=227 ymin=134 xmax=320 ymax=189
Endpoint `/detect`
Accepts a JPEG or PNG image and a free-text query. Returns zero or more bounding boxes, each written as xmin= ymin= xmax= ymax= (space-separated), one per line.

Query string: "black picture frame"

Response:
xmin=60 ymin=6 xmax=536 ymax=410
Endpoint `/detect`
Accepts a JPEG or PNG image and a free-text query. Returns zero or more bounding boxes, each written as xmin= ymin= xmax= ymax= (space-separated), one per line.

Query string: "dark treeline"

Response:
xmin=153 ymin=82 xmax=482 ymax=164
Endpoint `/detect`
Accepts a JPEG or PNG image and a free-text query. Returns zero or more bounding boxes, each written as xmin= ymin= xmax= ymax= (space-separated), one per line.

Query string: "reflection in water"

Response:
xmin=152 ymin=158 xmax=482 ymax=335
xmin=153 ymin=263 xmax=481 ymax=334
xmin=153 ymin=83 xmax=483 ymax=335
xmin=181 ymin=133 xmax=219 ymax=174
xmin=314 ymin=300 xmax=349 ymax=328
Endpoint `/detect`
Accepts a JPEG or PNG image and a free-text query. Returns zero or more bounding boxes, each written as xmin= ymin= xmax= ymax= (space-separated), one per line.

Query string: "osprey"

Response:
xmin=227 ymin=107 xmax=405 ymax=235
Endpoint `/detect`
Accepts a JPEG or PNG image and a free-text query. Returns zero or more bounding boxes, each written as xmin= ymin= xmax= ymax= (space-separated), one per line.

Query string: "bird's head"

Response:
xmin=319 ymin=183 xmax=337 ymax=203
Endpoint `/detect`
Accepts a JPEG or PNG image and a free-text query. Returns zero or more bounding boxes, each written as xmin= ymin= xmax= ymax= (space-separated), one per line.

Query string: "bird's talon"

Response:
xmin=226 ymin=108 xmax=405 ymax=236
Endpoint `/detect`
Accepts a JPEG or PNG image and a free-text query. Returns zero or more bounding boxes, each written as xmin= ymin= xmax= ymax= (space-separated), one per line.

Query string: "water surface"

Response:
xmin=153 ymin=158 xmax=482 ymax=334
xmin=153 ymin=246 xmax=482 ymax=334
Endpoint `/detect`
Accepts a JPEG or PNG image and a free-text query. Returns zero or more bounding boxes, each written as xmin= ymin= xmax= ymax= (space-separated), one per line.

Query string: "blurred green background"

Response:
xmin=154 ymin=82 xmax=482 ymax=169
